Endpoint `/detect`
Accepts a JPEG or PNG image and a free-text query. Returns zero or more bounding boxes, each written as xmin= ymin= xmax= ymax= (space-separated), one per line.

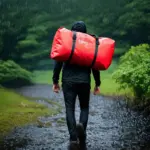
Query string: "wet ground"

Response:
xmin=1 ymin=84 xmax=150 ymax=150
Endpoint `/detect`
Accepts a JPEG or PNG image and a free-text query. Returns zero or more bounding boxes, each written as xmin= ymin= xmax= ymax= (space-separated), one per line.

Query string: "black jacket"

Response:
xmin=52 ymin=21 xmax=101 ymax=87
xmin=52 ymin=61 xmax=101 ymax=87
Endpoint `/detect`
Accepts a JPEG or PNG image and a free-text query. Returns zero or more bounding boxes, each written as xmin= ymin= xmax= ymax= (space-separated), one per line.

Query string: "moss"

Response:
xmin=0 ymin=87 xmax=61 ymax=141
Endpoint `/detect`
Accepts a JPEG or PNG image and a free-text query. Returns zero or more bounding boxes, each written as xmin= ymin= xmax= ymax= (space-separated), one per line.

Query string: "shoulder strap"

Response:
xmin=66 ymin=31 xmax=77 ymax=64
xmin=90 ymin=35 xmax=100 ymax=68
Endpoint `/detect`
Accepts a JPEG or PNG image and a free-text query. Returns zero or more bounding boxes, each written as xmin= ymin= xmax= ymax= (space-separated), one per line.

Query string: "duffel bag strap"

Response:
xmin=90 ymin=36 xmax=100 ymax=68
xmin=66 ymin=31 xmax=77 ymax=64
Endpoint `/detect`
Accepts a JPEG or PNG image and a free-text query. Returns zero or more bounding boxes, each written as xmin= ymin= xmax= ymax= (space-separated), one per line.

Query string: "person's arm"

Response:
xmin=92 ymin=69 xmax=101 ymax=87
xmin=52 ymin=60 xmax=63 ymax=84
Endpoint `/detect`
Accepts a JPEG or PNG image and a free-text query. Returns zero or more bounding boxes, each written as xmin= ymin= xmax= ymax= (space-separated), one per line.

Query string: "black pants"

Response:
xmin=62 ymin=81 xmax=90 ymax=141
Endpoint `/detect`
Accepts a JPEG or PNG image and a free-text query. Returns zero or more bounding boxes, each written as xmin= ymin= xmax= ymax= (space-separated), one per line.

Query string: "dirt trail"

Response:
xmin=1 ymin=84 xmax=150 ymax=150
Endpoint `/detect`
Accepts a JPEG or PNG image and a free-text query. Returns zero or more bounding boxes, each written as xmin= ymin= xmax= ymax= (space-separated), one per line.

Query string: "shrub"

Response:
xmin=0 ymin=60 xmax=33 ymax=87
xmin=112 ymin=44 xmax=150 ymax=101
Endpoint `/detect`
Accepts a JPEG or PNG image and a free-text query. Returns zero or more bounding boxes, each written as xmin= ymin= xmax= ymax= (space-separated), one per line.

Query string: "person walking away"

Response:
xmin=52 ymin=21 xmax=101 ymax=150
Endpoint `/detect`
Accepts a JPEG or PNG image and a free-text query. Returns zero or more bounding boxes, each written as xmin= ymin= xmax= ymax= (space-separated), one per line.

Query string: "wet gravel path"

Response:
xmin=1 ymin=84 xmax=150 ymax=150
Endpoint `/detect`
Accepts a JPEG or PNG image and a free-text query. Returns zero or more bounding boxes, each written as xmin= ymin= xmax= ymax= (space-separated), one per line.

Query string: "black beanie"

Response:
xmin=71 ymin=21 xmax=87 ymax=33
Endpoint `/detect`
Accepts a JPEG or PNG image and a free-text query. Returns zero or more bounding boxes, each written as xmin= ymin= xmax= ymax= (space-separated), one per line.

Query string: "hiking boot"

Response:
xmin=68 ymin=141 xmax=80 ymax=150
xmin=76 ymin=123 xmax=87 ymax=150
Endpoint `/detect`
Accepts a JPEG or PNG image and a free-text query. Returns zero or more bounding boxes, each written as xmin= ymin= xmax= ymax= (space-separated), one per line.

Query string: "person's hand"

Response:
xmin=52 ymin=84 xmax=60 ymax=93
xmin=93 ymin=86 xmax=100 ymax=95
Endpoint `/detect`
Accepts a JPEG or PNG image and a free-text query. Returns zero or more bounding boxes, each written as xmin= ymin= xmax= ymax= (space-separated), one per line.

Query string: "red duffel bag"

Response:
xmin=50 ymin=27 xmax=115 ymax=70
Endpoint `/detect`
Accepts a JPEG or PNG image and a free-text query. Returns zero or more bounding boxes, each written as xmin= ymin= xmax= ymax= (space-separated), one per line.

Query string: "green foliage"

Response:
xmin=16 ymin=39 xmax=40 ymax=49
xmin=22 ymin=49 xmax=49 ymax=59
xmin=0 ymin=60 xmax=32 ymax=85
xmin=115 ymin=0 xmax=150 ymax=45
xmin=0 ymin=0 xmax=149 ymax=83
xmin=112 ymin=44 xmax=150 ymax=100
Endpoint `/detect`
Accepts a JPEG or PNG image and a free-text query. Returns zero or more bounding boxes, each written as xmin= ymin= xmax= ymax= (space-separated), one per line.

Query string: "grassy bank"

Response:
xmin=0 ymin=88 xmax=60 ymax=140
xmin=32 ymin=60 xmax=132 ymax=96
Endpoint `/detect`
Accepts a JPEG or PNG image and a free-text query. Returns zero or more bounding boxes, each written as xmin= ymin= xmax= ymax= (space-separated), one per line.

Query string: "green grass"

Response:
xmin=32 ymin=60 xmax=131 ymax=96
xmin=0 ymin=88 xmax=60 ymax=140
